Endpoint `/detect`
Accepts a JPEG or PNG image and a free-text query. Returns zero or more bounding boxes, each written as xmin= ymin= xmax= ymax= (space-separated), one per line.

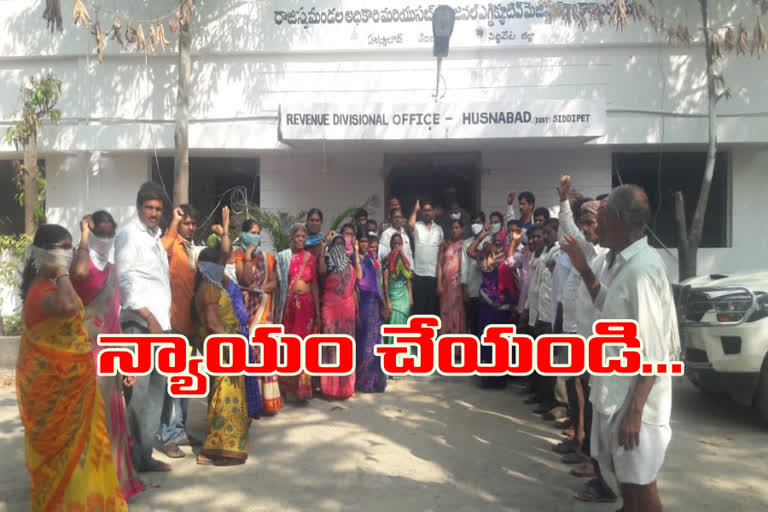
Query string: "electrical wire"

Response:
xmin=614 ymin=168 xmax=678 ymax=262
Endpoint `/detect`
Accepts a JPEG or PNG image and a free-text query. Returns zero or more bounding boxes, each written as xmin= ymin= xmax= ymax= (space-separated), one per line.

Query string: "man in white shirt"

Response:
xmin=116 ymin=182 xmax=174 ymax=473
xmin=562 ymin=185 xmax=679 ymax=512
xmin=408 ymin=200 xmax=444 ymax=317
xmin=378 ymin=207 xmax=413 ymax=265
xmin=461 ymin=212 xmax=486 ymax=338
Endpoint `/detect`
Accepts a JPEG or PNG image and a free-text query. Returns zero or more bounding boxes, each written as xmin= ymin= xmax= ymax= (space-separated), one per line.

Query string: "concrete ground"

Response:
xmin=1 ymin=375 xmax=767 ymax=512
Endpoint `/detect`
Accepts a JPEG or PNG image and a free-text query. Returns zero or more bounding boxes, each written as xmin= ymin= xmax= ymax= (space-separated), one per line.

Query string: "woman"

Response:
xmin=355 ymin=230 xmax=387 ymax=393
xmin=318 ymin=224 xmax=361 ymax=399
xmin=193 ymin=247 xmax=249 ymax=466
xmin=468 ymin=226 xmax=521 ymax=389
xmin=71 ymin=212 xmax=142 ymax=501
xmin=437 ymin=219 xmax=466 ymax=335
xmin=304 ymin=208 xmax=325 ymax=263
xmin=382 ymin=233 xmax=413 ymax=345
xmin=276 ymin=223 xmax=320 ymax=402
xmin=17 ymin=224 xmax=127 ymax=511
xmin=237 ymin=219 xmax=282 ymax=414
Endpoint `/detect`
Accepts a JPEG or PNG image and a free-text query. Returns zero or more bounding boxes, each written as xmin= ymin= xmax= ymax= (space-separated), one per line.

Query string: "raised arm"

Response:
xmin=71 ymin=215 xmax=93 ymax=281
xmin=408 ymin=200 xmax=420 ymax=231
xmin=218 ymin=206 xmax=232 ymax=262
xmin=162 ymin=207 xmax=184 ymax=253
xmin=354 ymin=239 xmax=363 ymax=280
xmin=468 ymin=226 xmax=491 ymax=259
xmin=506 ymin=190 xmax=517 ymax=223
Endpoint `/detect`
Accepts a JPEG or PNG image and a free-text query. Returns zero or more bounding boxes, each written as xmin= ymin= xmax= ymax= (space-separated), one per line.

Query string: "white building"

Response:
xmin=0 ymin=0 xmax=765 ymax=288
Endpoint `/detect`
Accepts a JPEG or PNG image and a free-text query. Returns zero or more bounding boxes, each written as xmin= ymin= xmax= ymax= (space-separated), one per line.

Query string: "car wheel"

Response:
xmin=687 ymin=370 xmax=719 ymax=393
xmin=755 ymin=356 xmax=768 ymax=425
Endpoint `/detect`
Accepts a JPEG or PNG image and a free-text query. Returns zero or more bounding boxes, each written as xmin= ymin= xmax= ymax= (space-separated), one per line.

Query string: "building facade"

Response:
xmin=0 ymin=0 xmax=765 ymax=295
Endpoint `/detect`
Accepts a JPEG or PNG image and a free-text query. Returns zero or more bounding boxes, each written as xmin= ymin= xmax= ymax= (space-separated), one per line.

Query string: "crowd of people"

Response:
xmin=15 ymin=175 xmax=678 ymax=512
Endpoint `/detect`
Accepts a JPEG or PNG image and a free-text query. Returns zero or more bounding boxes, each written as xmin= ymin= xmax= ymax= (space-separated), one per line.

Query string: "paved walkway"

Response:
xmin=1 ymin=376 xmax=767 ymax=511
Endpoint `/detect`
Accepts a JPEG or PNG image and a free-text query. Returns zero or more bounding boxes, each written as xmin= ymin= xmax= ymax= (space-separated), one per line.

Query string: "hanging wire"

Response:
xmin=614 ymin=169 xmax=678 ymax=262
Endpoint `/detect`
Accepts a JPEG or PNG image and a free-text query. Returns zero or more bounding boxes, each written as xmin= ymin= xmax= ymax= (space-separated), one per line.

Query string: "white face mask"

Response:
xmin=491 ymin=223 xmax=502 ymax=234
xmin=31 ymin=246 xmax=73 ymax=272
xmin=88 ymin=235 xmax=115 ymax=271
xmin=368 ymin=231 xmax=377 ymax=238
xmin=471 ymin=223 xmax=483 ymax=235
xmin=88 ymin=235 xmax=114 ymax=257
xmin=450 ymin=212 xmax=461 ymax=221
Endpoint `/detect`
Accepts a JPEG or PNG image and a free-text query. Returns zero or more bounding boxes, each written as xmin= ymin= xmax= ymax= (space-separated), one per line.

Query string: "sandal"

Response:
xmin=575 ymin=478 xmax=617 ymax=503
xmin=196 ymin=454 xmax=214 ymax=466
xmin=561 ymin=428 xmax=575 ymax=438
xmin=555 ymin=418 xmax=572 ymax=429
xmin=570 ymin=462 xmax=595 ymax=478
xmin=159 ymin=443 xmax=185 ymax=459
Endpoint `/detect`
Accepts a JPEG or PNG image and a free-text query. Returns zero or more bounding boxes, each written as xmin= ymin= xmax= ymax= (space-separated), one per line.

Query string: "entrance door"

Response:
xmin=385 ymin=152 xmax=480 ymax=220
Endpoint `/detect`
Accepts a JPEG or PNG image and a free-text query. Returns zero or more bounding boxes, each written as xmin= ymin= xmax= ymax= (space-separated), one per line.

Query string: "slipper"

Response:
xmin=561 ymin=428 xmax=575 ymax=438
xmin=575 ymin=478 xmax=617 ymax=503
xmin=159 ymin=443 xmax=185 ymax=459
xmin=561 ymin=452 xmax=588 ymax=464
xmin=570 ymin=463 xmax=595 ymax=478
xmin=196 ymin=455 xmax=214 ymax=466
xmin=555 ymin=418 xmax=572 ymax=429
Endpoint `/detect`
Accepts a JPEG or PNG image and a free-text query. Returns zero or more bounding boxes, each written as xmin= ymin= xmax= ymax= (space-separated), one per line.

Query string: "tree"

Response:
xmin=546 ymin=0 xmax=763 ymax=280
xmin=174 ymin=0 xmax=193 ymax=206
xmin=4 ymin=74 xmax=62 ymax=234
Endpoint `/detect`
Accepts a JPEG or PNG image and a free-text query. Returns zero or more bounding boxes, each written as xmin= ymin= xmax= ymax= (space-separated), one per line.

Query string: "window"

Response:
xmin=612 ymin=152 xmax=729 ymax=248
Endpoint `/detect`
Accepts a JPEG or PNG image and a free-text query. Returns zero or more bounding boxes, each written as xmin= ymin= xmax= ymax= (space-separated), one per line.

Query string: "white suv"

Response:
xmin=677 ymin=271 xmax=768 ymax=422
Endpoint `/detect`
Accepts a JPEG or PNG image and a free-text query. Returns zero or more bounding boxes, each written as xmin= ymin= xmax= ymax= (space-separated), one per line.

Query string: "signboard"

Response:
xmin=279 ymin=100 xmax=606 ymax=141
xmin=264 ymin=0 xmax=651 ymax=51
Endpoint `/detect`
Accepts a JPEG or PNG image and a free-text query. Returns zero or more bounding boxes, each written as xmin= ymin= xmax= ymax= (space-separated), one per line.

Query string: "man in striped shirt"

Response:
xmin=116 ymin=182 xmax=174 ymax=473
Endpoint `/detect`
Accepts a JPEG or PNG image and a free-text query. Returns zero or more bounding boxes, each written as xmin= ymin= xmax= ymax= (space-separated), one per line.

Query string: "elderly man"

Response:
xmin=379 ymin=207 xmax=413 ymax=265
xmin=562 ymin=185 xmax=679 ymax=512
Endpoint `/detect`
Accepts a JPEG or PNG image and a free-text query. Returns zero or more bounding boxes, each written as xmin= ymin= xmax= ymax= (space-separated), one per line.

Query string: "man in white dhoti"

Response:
xmin=561 ymin=184 xmax=679 ymax=512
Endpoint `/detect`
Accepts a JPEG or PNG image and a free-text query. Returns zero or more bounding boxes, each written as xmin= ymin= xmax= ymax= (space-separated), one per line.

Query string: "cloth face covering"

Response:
xmin=327 ymin=235 xmax=351 ymax=275
xmin=198 ymin=261 xmax=225 ymax=289
xmin=31 ymin=246 xmax=74 ymax=272
xmin=240 ymin=232 xmax=261 ymax=250
xmin=87 ymin=235 xmax=115 ymax=271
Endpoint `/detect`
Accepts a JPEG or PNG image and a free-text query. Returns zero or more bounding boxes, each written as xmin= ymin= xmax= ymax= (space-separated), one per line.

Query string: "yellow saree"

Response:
xmin=195 ymin=281 xmax=249 ymax=462
xmin=16 ymin=280 xmax=126 ymax=511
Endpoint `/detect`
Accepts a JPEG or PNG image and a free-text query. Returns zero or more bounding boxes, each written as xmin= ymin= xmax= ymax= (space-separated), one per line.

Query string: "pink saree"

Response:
xmin=279 ymin=251 xmax=316 ymax=401
xmin=73 ymin=260 xmax=143 ymax=501
xmin=440 ymin=240 xmax=466 ymax=335
xmin=320 ymin=264 xmax=357 ymax=398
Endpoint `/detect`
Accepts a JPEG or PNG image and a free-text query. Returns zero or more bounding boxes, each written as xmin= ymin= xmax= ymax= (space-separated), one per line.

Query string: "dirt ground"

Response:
xmin=1 ymin=376 xmax=767 ymax=511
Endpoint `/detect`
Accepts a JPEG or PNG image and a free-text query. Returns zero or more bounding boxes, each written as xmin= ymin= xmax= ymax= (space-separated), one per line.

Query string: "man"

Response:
xmin=562 ymin=185 xmax=678 ymax=512
xmin=158 ymin=204 xmax=204 ymax=458
xmin=380 ymin=197 xmax=402 ymax=233
xmin=522 ymin=224 xmax=546 ymax=333
xmin=534 ymin=207 xmax=551 ymax=226
xmin=506 ymin=220 xmax=530 ymax=318
xmin=438 ymin=199 xmax=471 ymax=239
xmin=461 ymin=212 xmax=485 ymax=338
xmin=354 ymin=208 xmax=368 ymax=232
xmin=366 ymin=219 xmax=379 ymax=238
xmin=408 ymin=200 xmax=444 ymax=317
xmin=378 ymin=207 xmax=413 ymax=265
xmin=116 ymin=182 xmax=173 ymax=473
xmin=505 ymin=190 xmax=536 ymax=244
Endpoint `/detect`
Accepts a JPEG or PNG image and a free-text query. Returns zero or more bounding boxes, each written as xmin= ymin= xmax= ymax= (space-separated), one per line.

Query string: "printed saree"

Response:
xmin=17 ymin=280 xmax=126 ymax=511
xmin=195 ymin=282 xmax=249 ymax=462
xmin=241 ymin=249 xmax=282 ymax=414
xmin=75 ymin=261 xmax=143 ymax=501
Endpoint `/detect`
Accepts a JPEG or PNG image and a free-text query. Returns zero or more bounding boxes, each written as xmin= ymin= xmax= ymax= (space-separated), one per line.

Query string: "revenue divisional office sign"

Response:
xmin=278 ymin=100 xmax=606 ymax=141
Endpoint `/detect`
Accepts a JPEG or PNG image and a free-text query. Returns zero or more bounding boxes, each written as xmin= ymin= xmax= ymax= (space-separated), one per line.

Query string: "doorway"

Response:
xmin=384 ymin=152 xmax=481 ymax=219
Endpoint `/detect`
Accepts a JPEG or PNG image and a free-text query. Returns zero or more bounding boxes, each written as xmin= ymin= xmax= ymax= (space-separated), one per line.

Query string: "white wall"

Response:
xmin=658 ymin=147 xmax=768 ymax=282
xmin=46 ymin=153 xmax=148 ymax=238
